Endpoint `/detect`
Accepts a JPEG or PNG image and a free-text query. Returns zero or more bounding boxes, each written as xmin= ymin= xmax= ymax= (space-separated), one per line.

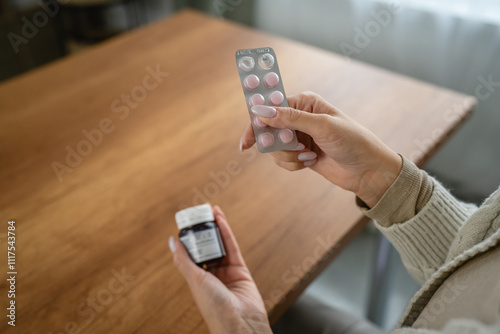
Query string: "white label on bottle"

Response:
xmin=180 ymin=229 xmax=223 ymax=264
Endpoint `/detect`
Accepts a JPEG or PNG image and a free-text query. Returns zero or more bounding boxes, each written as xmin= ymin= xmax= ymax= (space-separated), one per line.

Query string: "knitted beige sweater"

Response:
xmin=359 ymin=156 xmax=500 ymax=334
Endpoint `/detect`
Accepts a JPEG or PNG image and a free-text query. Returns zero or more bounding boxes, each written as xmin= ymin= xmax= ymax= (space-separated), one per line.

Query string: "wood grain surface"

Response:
xmin=0 ymin=9 xmax=475 ymax=334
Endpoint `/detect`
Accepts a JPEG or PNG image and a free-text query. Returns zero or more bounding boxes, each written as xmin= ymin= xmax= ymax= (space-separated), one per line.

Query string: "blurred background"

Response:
xmin=2 ymin=0 xmax=499 ymax=331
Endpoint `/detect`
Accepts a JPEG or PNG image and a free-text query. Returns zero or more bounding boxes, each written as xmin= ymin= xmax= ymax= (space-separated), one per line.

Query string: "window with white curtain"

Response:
xmin=364 ymin=0 xmax=500 ymax=24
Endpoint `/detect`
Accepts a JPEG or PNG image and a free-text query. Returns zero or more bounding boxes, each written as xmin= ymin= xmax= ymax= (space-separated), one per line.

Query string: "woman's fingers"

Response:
xmin=171 ymin=206 xmax=249 ymax=288
xmin=270 ymin=150 xmax=302 ymax=162
xmin=240 ymin=92 xmax=323 ymax=152
xmin=270 ymin=139 xmax=317 ymax=165
xmin=287 ymin=92 xmax=324 ymax=113
xmin=170 ymin=236 xmax=207 ymax=287
xmin=213 ymin=205 xmax=246 ymax=267
xmin=272 ymin=157 xmax=316 ymax=171
xmin=252 ymin=106 xmax=331 ymax=140
xmin=240 ymin=123 xmax=255 ymax=152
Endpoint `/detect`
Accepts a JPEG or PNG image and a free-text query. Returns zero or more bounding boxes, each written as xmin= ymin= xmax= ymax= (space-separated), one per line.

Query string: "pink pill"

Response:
xmin=278 ymin=129 xmax=294 ymax=143
xmin=253 ymin=116 xmax=267 ymax=128
xmin=244 ymin=74 xmax=260 ymax=90
xmin=259 ymin=132 xmax=275 ymax=147
xmin=269 ymin=91 xmax=284 ymax=106
xmin=248 ymin=94 xmax=265 ymax=106
xmin=264 ymin=72 xmax=280 ymax=88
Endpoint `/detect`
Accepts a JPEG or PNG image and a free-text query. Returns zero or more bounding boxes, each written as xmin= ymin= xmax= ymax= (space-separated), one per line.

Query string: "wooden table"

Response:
xmin=0 ymin=9 xmax=475 ymax=333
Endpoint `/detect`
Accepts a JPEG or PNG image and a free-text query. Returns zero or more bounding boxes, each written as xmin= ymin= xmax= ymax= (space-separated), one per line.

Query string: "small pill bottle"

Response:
xmin=175 ymin=204 xmax=226 ymax=269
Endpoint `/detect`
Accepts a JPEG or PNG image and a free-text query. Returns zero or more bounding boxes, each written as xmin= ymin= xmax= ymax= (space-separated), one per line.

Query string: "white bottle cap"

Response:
xmin=175 ymin=204 xmax=214 ymax=230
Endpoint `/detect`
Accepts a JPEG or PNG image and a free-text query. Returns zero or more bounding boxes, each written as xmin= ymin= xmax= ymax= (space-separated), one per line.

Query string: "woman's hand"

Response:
xmin=240 ymin=92 xmax=402 ymax=208
xmin=170 ymin=205 xmax=272 ymax=334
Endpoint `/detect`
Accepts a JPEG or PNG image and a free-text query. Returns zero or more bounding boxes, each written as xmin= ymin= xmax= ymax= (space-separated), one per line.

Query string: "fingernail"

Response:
xmin=251 ymin=105 xmax=276 ymax=118
xmin=169 ymin=236 xmax=176 ymax=253
xmin=303 ymin=159 xmax=317 ymax=167
xmin=290 ymin=142 xmax=305 ymax=151
xmin=297 ymin=151 xmax=317 ymax=161
xmin=239 ymin=137 xmax=244 ymax=152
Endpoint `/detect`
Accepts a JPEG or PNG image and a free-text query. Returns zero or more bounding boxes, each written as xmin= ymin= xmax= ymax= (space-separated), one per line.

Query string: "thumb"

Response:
xmin=251 ymin=105 xmax=328 ymax=138
xmin=169 ymin=236 xmax=206 ymax=287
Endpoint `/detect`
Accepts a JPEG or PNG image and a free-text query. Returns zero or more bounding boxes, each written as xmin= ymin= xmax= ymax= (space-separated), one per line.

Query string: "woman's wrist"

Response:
xmin=206 ymin=306 xmax=272 ymax=334
xmin=356 ymin=151 xmax=403 ymax=208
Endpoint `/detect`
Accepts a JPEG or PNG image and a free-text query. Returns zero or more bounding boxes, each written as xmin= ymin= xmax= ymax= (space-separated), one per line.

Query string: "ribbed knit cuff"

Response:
xmin=357 ymin=156 xmax=433 ymax=227
xmin=375 ymin=180 xmax=476 ymax=284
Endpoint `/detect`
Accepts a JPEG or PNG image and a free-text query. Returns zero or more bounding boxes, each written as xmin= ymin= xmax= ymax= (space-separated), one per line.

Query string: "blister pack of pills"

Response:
xmin=235 ymin=47 xmax=298 ymax=153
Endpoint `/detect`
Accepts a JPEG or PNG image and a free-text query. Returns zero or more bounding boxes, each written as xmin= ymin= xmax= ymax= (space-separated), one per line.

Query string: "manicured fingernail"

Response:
xmin=297 ymin=152 xmax=317 ymax=161
xmin=169 ymin=236 xmax=176 ymax=253
xmin=303 ymin=159 xmax=317 ymax=167
xmin=290 ymin=142 xmax=305 ymax=151
xmin=251 ymin=105 xmax=276 ymax=117
xmin=239 ymin=137 xmax=244 ymax=152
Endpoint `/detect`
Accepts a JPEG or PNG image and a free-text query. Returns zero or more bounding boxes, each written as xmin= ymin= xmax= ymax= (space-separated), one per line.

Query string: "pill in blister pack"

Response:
xmin=235 ymin=47 xmax=298 ymax=153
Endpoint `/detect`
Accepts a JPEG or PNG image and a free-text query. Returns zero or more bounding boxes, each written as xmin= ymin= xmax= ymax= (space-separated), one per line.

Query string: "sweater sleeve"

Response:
xmin=356 ymin=155 xmax=434 ymax=226
xmin=390 ymin=319 xmax=500 ymax=334
xmin=357 ymin=156 xmax=478 ymax=284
